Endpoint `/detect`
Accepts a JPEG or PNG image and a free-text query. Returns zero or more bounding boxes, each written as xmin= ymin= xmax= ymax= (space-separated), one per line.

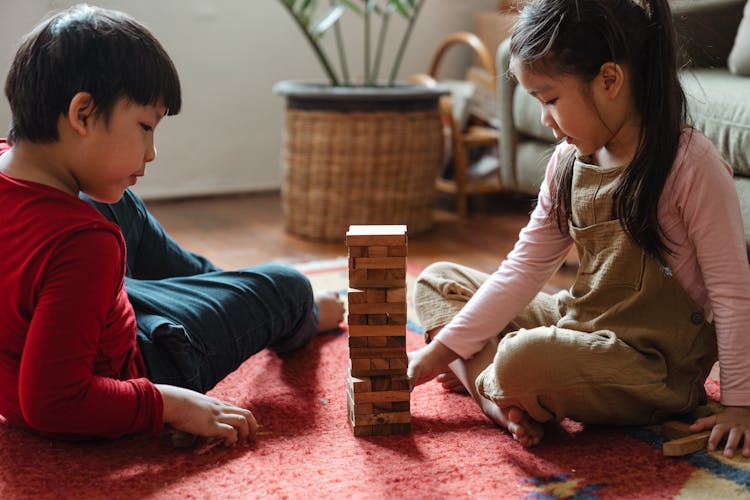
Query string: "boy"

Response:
xmin=0 ymin=4 xmax=343 ymax=445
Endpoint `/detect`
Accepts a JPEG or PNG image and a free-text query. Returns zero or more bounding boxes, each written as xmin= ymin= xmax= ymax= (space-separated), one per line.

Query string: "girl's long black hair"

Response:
xmin=510 ymin=0 xmax=687 ymax=264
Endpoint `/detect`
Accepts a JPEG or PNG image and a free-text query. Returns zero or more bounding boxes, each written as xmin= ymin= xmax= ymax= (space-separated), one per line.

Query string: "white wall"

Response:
xmin=0 ymin=0 xmax=497 ymax=199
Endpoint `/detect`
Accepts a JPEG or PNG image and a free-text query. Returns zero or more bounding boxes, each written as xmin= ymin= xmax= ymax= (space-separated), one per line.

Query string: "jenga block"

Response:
xmin=350 ymin=358 xmax=370 ymax=373
xmin=367 ymin=269 xmax=388 ymax=281
xmin=386 ymin=269 xmax=406 ymax=281
xmin=347 ymin=314 xmax=367 ymax=325
xmin=371 ymin=358 xmax=390 ymax=370
xmin=391 ymin=401 xmax=410 ymax=412
xmin=389 ymin=358 xmax=408 ymax=371
xmin=351 ymin=362 xmax=405 ymax=377
xmin=388 ymin=314 xmax=407 ymax=325
xmin=349 ymin=246 xmax=366 ymax=257
xmin=352 ymin=425 xmax=373 ymax=436
xmin=387 ymin=245 xmax=407 ymax=257
xmin=353 ymin=411 xmax=411 ymax=426
xmin=367 ymin=246 xmax=389 ymax=257
xmin=351 ymin=257 xmax=407 ymax=270
xmin=386 ymin=287 xmax=406 ymax=303
xmin=349 ymin=268 xmax=367 ymax=282
xmin=349 ymin=302 xmax=406 ymax=315
xmin=348 ymin=375 xmax=372 ymax=393
xmin=365 ymin=288 xmax=386 ymax=303
xmin=660 ymin=420 xmax=693 ymax=440
xmin=346 ymin=225 xmax=407 ymax=247
xmin=349 ymin=347 xmax=407 ymax=359
xmin=663 ymin=432 xmax=711 ymax=456
xmin=370 ymin=376 xmax=392 ymax=391
xmin=366 ymin=336 xmax=388 ymax=347
xmin=374 ymin=402 xmax=393 ymax=412
xmin=367 ymin=314 xmax=388 ymax=325
xmin=348 ymin=289 xmax=367 ymax=304
xmin=351 ymin=390 xmax=410 ymax=404
xmin=387 ymin=423 xmax=411 ymax=434
xmin=348 ymin=325 xmax=405 ymax=337
xmin=386 ymin=336 xmax=406 ymax=347
xmin=348 ymin=336 xmax=368 ymax=348
xmin=390 ymin=375 xmax=410 ymax=391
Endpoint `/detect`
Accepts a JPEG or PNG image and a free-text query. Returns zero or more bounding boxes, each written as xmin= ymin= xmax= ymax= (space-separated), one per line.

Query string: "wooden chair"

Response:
xmin=411 ymin=32 xmax=503 ymax=217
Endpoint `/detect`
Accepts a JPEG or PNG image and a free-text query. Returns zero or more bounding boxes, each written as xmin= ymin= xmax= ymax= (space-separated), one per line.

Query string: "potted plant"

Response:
xmin=274 ymin=0 xmax=446 ymax=241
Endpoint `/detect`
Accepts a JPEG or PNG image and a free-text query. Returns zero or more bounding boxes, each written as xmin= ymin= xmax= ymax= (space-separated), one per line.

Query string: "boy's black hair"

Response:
xmin=510 ymin=0 xmax=687 ymax=265
xmin=4 ymin=3 xmax=181 ymax=144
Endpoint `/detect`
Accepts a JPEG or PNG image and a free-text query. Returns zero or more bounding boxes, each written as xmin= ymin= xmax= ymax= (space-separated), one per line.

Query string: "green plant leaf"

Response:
xmin=312 ymin=5 xmax=346 ymax=36
xmin=339 ymin=0 xmax=363 ymax=16
xmin=387 ymin=0 xmax=411 ymax=19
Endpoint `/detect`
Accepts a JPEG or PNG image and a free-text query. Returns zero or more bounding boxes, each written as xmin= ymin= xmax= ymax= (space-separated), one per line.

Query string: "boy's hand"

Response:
xmin=157 ymin=384 xmax=258 ymax=446
xmin=689 ymin=405 xmax=750 ymax=457
xmin=407 ymin=340 xmax=459 ymax=390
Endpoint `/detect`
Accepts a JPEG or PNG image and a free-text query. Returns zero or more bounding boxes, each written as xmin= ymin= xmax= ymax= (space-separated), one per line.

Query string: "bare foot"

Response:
xmin=479 ymin=402 xmax=544 ymax=447
xmin=316 ymin=290 xmax=345 ymax=332
xmin=435 ymin=371 xmax=469 ymax=394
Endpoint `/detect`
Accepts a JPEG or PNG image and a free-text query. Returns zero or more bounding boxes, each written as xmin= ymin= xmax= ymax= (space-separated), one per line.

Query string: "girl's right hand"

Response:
xmin=156 ymin=384 xmax=258 ymax=446
xmin=407 ymin=340 xmax=459 ymax=390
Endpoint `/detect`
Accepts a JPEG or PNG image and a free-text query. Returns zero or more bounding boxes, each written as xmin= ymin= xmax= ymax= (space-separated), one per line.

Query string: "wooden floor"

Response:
xmin=146 ymin=190 xmax=577 ymax=290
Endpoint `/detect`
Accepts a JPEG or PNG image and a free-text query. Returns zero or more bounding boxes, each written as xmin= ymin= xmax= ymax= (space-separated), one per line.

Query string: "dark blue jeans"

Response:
xmin=82 ymin=190 xmax=319 ymax=393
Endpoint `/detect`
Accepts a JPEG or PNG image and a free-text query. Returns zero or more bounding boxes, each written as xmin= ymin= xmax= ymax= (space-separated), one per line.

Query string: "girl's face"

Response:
xmin=512 ymin=61 xmax=615 ymax=159
xmin=77 ymin=98 xmax=165 ymax=203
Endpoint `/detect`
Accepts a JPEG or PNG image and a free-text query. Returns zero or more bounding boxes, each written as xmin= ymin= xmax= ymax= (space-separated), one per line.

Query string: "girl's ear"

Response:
xmin=67 ymin=92 xmax=95 ymax=136
xmin=599 ymin=62 xmax=624 ymax=98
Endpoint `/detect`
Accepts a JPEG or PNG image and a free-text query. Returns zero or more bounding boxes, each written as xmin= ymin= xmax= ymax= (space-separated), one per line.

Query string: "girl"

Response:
xmin=407 ymin=0 xmax=750 ymax=457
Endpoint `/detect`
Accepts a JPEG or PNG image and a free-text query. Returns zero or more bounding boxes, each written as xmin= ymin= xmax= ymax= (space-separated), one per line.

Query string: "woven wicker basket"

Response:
xmin=276 ymin=83 xmax=445 ymax=241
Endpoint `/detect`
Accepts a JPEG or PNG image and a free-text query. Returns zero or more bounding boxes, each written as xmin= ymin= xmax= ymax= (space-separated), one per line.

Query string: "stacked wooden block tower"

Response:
xmin=345 ymin=225 xmax=411 ymax=436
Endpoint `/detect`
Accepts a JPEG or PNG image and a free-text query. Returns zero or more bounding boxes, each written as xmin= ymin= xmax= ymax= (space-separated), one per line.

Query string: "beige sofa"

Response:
xmin=496 ymin=0 xmax=750 ymax=242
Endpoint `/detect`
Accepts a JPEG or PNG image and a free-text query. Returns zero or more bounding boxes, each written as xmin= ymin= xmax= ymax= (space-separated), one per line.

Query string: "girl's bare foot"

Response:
xmin=479 ymin=401 xmax=544 ymax=447
xmin=315 ymin=291 xmax=345 ymax=332
xmin=435 ymin=371 xmax=469 ymax=394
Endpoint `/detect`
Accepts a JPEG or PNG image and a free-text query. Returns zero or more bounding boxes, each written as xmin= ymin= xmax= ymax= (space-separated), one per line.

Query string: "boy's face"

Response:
xmin=78 ymin=98 xmax=165 ymax=203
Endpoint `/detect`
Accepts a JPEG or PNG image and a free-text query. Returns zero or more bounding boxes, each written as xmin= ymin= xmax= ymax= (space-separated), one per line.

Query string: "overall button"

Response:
xmin=690 ymin=312 xmax=704 ymax=325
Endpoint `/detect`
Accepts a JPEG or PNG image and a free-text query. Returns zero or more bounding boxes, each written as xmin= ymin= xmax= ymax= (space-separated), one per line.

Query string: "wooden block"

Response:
xmin=348 ymin=289 xmax=367 ymax=304
xmin=348 ymin=336 xmax=368 ymax=348
xmin=351 ymin=390 xmax=410 ymax=404
xmin=351 ymin=411 xmax=411 ymax=426
xmin=386 ymin=269 xmax=406 ymax=281
xmin=371 ymin=358 xmax=390 ymax=370
xmin=389 ymin=358 xmax=407 ymax=371
xmin=350 ymin=277 xmax=406 ymax=289
xmin=346 ymin=225 xmax=407 ymax=247
xmin=373 ymin=402 xmax=393 ymax=412
xmin=388 ymin=423 xmax=411 ymax=434
xmin=365 ymin=289 xmax=387 ymax=303
xmin=348 ymin=246 xmax=366 ymax=258
xmin=348 ymin=324 xmax=405 ymax=338
xmin=386 ymin=336 xmax=406 ymax=347
xmin=349 ymin=302 xmax=406 ymax=315
xmin=370 ymin=376 xmax=392 ymax=391
xmin=663 ymin=431 xmax=711 ymax=457
xmin=388 ymin=314 xmax=406 ymax=325
xmin=660 ymin=420 xmax=693 ymax=440
xmin=367 ymin=269 xmax=388 ymax=281
xmin=366 ymin=336 xmax=388 ymax=347
xmin=367 ymin=246 xmax=389 ymax=257
xmin=350 ymin=358 xmax=370 ymax=373
xmin=390 ymin=375 xmax=410 ymax=391
xmin=367 ymin=314 xmax=388 ymax=326
xmin=349 ymin=347 xmax=406 ymax=359
xmin=387 ymin=245 xmax=407 ymax=257
xmin=348 ymin=375 xmax=372 ymax=393
xmin=352 ymin=257 xmax=406 ymax=270
xmin=386 ymin=287 xmax=406 ymax=303
xmin=347 ymin=314 xmax=367 ymax=325
xmin=352 ymin=425 xmax=373 ymax=436
xmin=391 ymin=401 xmax=410 ymax=412
xmin=348 ymin=268 xmax=367 ymax=282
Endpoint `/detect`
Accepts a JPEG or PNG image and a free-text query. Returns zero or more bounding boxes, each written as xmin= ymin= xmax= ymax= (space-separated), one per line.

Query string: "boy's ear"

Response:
xmin=67 ymin=92 xmax=95 ymax=136
xmin=599 ymin=62 xmax=624 ymax=97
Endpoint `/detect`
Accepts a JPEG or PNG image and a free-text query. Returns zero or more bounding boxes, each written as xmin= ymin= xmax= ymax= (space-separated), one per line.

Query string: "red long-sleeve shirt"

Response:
xmin=0 ymin=140 xmax=163 ymax=437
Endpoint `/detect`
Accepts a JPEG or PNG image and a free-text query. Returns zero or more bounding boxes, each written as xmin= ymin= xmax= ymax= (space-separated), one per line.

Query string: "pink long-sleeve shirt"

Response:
xmin=434 ymin=130 xmax=750 ymax=407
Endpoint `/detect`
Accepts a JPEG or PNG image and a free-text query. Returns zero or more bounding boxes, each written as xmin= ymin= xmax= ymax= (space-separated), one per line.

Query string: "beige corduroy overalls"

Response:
xmin=415 ymin=159 xmax=718 ymax=425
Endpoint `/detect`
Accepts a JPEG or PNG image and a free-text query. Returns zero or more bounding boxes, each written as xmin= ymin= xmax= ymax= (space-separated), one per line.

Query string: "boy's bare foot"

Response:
xmin=480 ymin=401 xmax=544 ymax=447
xmin=315 ymin=291 xmax=345 ymax=332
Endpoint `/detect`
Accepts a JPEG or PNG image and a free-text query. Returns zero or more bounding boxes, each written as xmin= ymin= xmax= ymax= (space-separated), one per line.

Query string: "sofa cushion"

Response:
xmin=681 ymin=68 xmax=750 ymax=176
xmin=728 ymin=0 xmax=750 ymax=75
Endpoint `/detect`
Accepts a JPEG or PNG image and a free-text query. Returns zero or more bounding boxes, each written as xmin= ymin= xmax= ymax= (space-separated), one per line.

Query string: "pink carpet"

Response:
xmin=1 ymin=259 xmax=749 ymax=499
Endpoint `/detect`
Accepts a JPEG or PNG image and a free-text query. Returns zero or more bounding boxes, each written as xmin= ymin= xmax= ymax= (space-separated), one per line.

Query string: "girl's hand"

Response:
xmin=156 ymin=384 xmax=258 ymax=446
xmin=689 ymin=406 xmax=750 ymax=457
xmin=406 ymin=340 xmax=459 ymax=390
